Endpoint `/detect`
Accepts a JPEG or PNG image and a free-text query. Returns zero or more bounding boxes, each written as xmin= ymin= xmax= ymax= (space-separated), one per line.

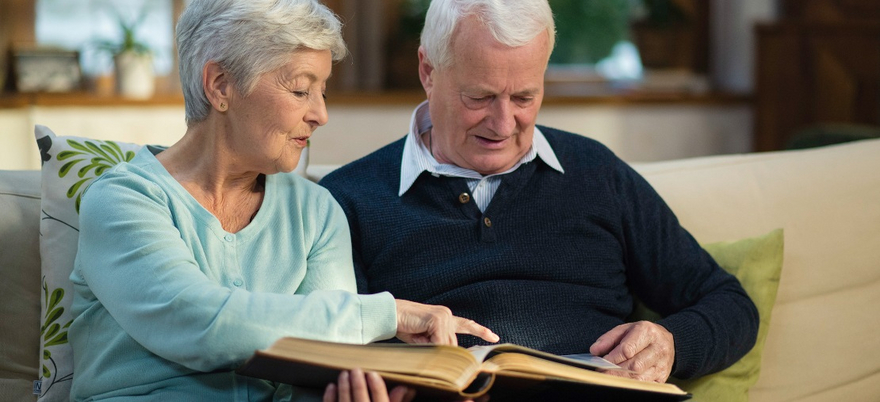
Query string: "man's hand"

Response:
xmin=394 ymin=299 xmax=500 ymax=345
xmin=590 ymin=321 xmax=675 ymax=383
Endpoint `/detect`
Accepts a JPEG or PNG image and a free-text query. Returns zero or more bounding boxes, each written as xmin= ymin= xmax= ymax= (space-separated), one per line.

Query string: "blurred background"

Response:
xmin=1 ymin=0 xmax=878 ymax=170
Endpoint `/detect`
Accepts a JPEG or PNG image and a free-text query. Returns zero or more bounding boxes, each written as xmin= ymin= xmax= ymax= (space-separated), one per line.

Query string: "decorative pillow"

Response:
xmin=631 ymin=228 xmax=785 ymax=402
xmin=34 ymin=125 xmax=142 ymax=401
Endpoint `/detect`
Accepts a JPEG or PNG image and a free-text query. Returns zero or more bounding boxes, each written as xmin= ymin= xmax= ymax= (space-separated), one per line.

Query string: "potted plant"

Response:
xmin=630 ymin=0 xmax=693 ymax=69
xmin=96 ymin=6 xmax=155 ymax=99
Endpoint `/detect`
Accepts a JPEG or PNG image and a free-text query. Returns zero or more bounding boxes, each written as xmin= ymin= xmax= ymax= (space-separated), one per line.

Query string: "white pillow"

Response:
xmin=34 ymin=125 xmax=142 ymax=401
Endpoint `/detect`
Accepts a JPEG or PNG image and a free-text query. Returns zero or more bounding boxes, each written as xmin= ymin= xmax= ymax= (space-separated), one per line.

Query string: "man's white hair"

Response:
xmin=176 ymin=0 xmax=347 ymax=125
xmin=420 ymin=0 xmax=555 ymax=70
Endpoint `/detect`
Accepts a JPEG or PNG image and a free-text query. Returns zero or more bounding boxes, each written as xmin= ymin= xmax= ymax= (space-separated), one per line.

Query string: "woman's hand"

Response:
xmin=323 ymin=369 xmax=415 ymax=402
xmin=394 ymin=299 xmax=499 ymax=346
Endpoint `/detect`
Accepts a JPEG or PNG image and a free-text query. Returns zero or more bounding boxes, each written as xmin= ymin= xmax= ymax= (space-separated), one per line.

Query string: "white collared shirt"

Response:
xmin=399 ymin=101 xmax=564 ymax=212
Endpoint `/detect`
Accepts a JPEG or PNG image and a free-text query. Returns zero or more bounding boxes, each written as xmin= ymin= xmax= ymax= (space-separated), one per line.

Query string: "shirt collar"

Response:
xmin=399 ymin=100 xmax=564 ymax=196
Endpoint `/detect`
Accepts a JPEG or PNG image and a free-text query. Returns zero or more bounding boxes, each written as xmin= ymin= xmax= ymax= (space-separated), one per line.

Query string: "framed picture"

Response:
xmin=12 ymin=48 xmax=83 ymax=93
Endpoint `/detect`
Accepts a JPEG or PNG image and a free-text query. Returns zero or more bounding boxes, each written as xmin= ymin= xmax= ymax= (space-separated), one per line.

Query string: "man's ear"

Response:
xmin=202 ymin=61 xmax=230 ymax=111
xmin=418 ymin=46 xmax=435 ymax=97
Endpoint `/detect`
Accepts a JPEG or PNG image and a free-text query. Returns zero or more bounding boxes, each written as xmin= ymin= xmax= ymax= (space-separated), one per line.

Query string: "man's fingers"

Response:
xmin=604 ymin=324 xmax=652 ymax=364
xmin=590 ymin=323 xmax=631 ymax=358
xmin=594 ymin=321 xmax=675 ymax=383
xmin=455 ymin=317 xmax=500 ymax=343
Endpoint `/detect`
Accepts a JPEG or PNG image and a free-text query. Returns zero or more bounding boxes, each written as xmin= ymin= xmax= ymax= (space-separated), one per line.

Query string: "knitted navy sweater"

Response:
xmin=320 ymin=126 xmax=758 ymax=379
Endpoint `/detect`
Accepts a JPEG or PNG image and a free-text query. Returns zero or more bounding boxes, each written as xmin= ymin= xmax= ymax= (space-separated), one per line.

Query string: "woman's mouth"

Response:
xmin=292 ymin=136 xmax=309 ymax=148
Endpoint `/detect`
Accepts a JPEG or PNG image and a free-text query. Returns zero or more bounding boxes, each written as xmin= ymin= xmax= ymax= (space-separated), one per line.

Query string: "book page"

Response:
xmin=482 ymin=354 xmax=687 ymax=396
xmin=467 ymin=344 xmax=621 ymax=371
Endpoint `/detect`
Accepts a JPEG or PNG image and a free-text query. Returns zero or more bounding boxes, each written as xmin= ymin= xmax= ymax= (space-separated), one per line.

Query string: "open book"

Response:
xmin=237 ymin=337 xmax=691 ymax=401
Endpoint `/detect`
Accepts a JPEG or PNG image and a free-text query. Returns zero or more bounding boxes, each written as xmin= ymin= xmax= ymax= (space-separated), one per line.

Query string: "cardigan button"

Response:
xmin=483 ymin=217 xmax=492 ymax=227
xmin=458 ymin=193 xmax=470 ymax=204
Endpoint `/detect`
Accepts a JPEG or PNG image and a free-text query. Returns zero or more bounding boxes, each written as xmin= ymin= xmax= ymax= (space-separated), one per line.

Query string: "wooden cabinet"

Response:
xmin=754 ymin=0 xmax=880 ymax=151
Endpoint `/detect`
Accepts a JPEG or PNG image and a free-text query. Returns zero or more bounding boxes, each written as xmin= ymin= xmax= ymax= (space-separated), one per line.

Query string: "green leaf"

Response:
xmin=45 ymin=331 xmax=68 ymax=347
xmin=63 ymin=320 xmax=72 ymax=329
xmin=43 ymin=307 xmax=63 ymax=329
xmin=101 ymin=143 xmax=123 ymax=161
xmin=67 ymin=177 xmax=92 ymax=199
xmin=107 ymin=141 xmax=124 ymax=156
xmin=67 ymin=140 xmax=91 ymax=153
xmin=42 ymin=278 xmax=49 ymax=308
xmin=59 ymin=159 xmax=85 ymax=178
xmin=85 ymin=141 xmax=114 ymax=161
xmin=43 ymin=349 xmax=51 ymax=360
xmin=44 ymin=323 xmax=60 ymax=341
xmin=78 ymin=162 xmax=103 ymax=178
xmin=57 ymin=150 xmax=84 ymax=161
xmin=48 ymin=288 xmax=64 ymax=312
xmin=42 ymin=365 xmax=51 ymax=378
xmin=124 ymin=150 xmax=136 ymax=161
xmin=88 ymin=155 xmax=115 ymax=168
xmin=95 ymin=165 xmax=110 ymax=176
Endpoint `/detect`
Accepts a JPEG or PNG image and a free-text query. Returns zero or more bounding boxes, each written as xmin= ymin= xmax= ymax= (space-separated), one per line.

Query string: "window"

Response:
xmin=36 ymin=0 xmax=174 ymax=76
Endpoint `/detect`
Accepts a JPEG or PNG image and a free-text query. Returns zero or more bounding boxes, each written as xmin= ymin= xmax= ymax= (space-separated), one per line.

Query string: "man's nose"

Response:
xmin=487 ymin=98 xmax=516 ymax=136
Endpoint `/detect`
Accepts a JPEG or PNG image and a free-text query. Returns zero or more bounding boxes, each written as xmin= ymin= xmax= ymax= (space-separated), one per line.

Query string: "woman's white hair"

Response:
xmin=176 ymin=0 xmax=347 ymax=124
xmin=420 ymin=0 xmax=555 ymax=71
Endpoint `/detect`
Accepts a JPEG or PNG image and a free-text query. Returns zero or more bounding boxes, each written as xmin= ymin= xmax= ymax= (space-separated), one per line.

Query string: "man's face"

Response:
xmin=419 ymin=17 xmax=549 ymax=175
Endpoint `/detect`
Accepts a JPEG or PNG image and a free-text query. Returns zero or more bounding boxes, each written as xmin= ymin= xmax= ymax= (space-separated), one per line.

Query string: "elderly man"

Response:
xmin=321 ymin=0 xmax=758 ymax=386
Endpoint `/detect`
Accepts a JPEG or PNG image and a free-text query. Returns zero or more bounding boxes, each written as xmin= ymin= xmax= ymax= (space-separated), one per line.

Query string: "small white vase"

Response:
xmin=114 ymin=51 xmax=155 ymax=99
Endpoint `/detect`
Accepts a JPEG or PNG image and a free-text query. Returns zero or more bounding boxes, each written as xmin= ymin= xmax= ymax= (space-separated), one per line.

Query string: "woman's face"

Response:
xmin=226 ymin=49 xmax=332 ymax=174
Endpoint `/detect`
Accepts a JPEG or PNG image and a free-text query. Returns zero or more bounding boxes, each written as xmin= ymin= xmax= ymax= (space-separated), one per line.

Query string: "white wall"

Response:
xmin=1 ymin=103 xmax=752 ymax=171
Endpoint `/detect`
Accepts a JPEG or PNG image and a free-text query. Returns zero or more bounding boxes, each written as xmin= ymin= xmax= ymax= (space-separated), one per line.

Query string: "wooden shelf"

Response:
xmin=0 ymin=89 xmax=750 ymax=110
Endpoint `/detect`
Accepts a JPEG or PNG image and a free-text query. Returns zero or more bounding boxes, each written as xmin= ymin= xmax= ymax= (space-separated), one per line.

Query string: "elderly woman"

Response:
xmin=67 ymin=1 xmax=497 ymax=401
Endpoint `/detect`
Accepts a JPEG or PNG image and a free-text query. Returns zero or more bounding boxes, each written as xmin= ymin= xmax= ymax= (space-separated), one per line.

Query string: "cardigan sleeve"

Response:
xmin=71 ymin=171 xmax=397 ymax=373
xmin=611 ymin=159 xmax=759 ymax=379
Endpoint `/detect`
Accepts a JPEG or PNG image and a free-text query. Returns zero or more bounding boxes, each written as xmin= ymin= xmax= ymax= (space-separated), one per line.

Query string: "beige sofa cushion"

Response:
xmin=0 ymin=170 xmax=41 ymax=401
xmin=635 ymin=138 xmax=880 ymax=402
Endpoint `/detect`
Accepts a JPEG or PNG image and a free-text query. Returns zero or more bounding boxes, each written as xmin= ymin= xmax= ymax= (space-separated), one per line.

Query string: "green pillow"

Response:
xmin=633 ymin=229 xmax=784 ymax=402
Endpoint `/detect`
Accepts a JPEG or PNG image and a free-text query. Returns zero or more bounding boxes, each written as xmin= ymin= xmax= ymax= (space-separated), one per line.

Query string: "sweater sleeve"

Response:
xmin=72 ymin=171 xmax=397 ymax=373
xmin=611 ymin=159 xmax=759 ymax=379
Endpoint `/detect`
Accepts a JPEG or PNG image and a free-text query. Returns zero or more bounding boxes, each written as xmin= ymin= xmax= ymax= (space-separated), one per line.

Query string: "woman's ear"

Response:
xmin=203 ymin=61 xmax=230 ymax=112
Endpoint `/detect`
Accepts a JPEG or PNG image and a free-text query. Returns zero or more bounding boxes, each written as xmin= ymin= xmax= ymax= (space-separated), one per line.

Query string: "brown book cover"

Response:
xmin=237 ymin=337 xmax=691 ymax=401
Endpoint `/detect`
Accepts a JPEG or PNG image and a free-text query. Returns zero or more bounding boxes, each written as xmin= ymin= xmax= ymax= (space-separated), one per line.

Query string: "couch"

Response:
xmin=2 ymin=138 xmax=879 ymax=401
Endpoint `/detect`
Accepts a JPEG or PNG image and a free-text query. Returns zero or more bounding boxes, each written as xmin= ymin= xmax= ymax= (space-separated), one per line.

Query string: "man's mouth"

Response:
xmin=475 ymin=135 xmax=509 ymax=148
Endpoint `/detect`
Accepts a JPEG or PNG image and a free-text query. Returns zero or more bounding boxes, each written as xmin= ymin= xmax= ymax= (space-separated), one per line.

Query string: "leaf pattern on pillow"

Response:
xmin=40 ymin=276 xmax=73 ymax=393
xmin=56 ymin=139 xmax=136 ymax=213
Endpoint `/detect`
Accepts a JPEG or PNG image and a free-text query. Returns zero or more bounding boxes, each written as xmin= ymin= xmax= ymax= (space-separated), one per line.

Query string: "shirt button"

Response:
xmin=224 ymin=234 xmax=234 ymax=242
xmin=458 ymin=193 xmax=470 ymax=204
xmin=483 ymin=217 xmax=492 ymax=227
xmin=233 ymin=279 xmax=243 ymax=287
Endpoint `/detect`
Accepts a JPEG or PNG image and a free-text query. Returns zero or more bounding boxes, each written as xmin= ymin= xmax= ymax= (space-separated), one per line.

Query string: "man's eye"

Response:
xmin=461 ymin=94 xmax=491 ymax=109
xmin=515 ymin=96 xmax=534 ymax=105
xmin=293 ymin=91 xmax=310 ymax=98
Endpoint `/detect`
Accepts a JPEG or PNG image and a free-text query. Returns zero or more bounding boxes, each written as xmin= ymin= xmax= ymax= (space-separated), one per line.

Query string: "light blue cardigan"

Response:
xmin=69 ymin=147 xmax=397 ymax=401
